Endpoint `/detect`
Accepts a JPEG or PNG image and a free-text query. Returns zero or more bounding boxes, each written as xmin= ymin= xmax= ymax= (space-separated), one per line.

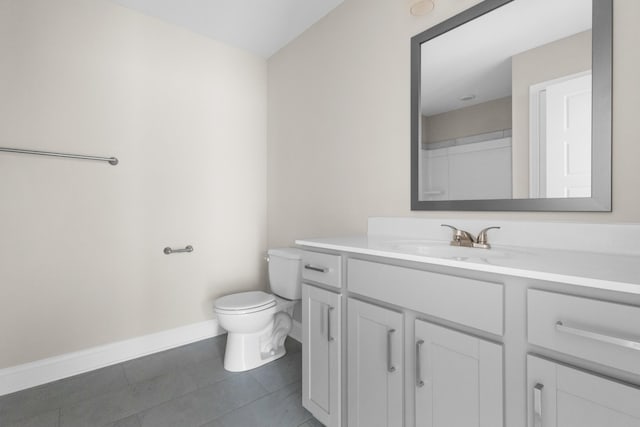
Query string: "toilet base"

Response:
xmin=223 ymin=329 xmax=287 ymax=372
xmin=217 ymin=297 xmax=295 ymax=372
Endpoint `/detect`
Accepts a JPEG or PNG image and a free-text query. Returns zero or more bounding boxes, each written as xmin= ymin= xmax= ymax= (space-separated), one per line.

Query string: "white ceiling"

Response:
xmin=421 ymin=0 xmax=592 ymax=116
xmin=107 ymin=0 xmax=345 ymax=58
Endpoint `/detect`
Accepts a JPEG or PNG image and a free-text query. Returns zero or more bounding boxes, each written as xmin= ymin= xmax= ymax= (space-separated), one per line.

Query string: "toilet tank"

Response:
xmin=267 ymin=248 xmax=303 ymax=300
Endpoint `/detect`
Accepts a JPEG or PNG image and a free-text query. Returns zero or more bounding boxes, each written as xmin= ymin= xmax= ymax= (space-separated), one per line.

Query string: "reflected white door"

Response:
xmin=545 ymin=73 xmax=592 ymax=198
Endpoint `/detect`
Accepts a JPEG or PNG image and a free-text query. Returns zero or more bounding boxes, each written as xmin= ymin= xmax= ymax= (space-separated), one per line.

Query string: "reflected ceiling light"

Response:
xmin=459 ymin=94 xmax=476 ymax=101
xmin=410 ymin=0 xmax=435 ymax=16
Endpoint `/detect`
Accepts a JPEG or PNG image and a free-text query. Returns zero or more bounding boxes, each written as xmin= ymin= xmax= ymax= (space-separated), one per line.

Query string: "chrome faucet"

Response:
xmin=441 ymin=224 xmax=476 ymax=247
xmin=441 ymin=224 xmax=500 ymax=249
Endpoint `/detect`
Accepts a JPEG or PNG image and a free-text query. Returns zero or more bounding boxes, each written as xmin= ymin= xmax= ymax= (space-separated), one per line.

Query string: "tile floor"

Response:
xmin=0 ymin=336 xmax=323 ymax=427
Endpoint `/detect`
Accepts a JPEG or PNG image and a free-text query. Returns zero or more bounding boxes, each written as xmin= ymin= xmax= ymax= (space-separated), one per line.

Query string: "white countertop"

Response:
xmin=295 ymin=235 xmax=640 ymax=294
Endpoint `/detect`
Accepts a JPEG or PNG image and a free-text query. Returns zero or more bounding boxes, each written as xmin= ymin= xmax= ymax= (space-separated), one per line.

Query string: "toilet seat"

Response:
xmin=214 ymin=291 xmax=276 ymax=315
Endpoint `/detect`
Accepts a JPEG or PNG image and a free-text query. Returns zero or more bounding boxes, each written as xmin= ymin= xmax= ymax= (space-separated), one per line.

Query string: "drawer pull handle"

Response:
xmin=304 ymin=264 xmax=328 ymax=273
xmin=327 ymin=306 xmax=335 ymax=343
xmin=534 ymin=383 xmax=543 ymax=427
xmin=387 ymin=329 xmax=396 ymax=373
xmin=416 ymin=339 xmax=425 ymax=387
xmin=555 ymin=321 xmax=640 ymax=351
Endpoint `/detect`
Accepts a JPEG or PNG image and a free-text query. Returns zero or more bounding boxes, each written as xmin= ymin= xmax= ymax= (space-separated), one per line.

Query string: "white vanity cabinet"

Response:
xmin=302 ymin=284 xmax=342 ymax=427
xmin=345 ymin=259 xmax=504 ymax=427
xmin=347 ymin=298 xmax=404 ymax=427
xmin=528 ymin=289 xmax=640 ymax=376
xmin=414 ymin=319 xmax=503 ymax=427
xmin=297 ymin=237 xmax=640 ymax=427
xmin=527 ymin=355 xmax=640 ymax=427
xmin=526 ymin=289 xmax=640 ymax=427
xmin=302 ymin=251 xmax=342 ymax=289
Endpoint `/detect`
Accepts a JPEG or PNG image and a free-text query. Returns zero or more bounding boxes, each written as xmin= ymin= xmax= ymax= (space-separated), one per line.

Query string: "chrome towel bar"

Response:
xmin=164 ymin=245 xmax=194 ymax=255
xmin=0 ymin=146 xmax=118 ymax=165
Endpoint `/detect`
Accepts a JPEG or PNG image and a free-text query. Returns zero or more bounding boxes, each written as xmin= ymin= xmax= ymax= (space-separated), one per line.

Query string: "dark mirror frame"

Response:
xmin=410 ymin=0 xmax=612 ymax=211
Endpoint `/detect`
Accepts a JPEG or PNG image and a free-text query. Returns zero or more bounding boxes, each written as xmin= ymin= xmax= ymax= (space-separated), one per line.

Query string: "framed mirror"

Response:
xmin=410 ymin=0 xmax=612 ymax=211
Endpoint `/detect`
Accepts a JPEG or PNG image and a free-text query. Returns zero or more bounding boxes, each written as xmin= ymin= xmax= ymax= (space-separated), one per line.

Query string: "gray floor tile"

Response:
xmin=60 ymin=369 xmax=197 ymax=427
xmin=190 ymin=337 xmax=225 ymax=358
xmin=202 ymin=382 xmax=311 ymax=427
xmin=297 ymin=417 xmax=324 ymax=427
xmin=137 ymin=373 xmax=269 ymax=427
xmin=210 ymin=335 xmax=227 ymax=361
xmin=103 ymin=414 xmax=141 ymax=427
xmin=182 ymin=355 xmax=233 ymax=389
xmin=123 ymin=338 xmax=223 ymax=385
xmin=0 ymin=364 xmax=128 ymax=424
xmin=249 ymin=351 xmax=302 ymax=393
xmin=285 ymin=338 xmax=302 ymax=354
xmin=4 ymin=409 xmax=60 ymax=427
xmin=1 ymin=335 xmax=307 ymax=427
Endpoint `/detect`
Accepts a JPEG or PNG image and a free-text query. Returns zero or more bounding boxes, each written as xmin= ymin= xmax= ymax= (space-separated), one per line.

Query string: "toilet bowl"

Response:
xmin=214 ymin=248 xmax=302 ymax=372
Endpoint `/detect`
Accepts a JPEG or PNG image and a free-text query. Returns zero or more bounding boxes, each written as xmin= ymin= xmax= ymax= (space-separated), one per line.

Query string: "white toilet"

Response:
xmin=214 ymin=248 xmax=302 ymax=372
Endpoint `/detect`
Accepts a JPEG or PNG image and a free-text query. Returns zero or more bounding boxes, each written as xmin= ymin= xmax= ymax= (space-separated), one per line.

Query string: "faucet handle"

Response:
xmin=441 ymin=224 xmax=475 ymax=245
xmin=476 ymin=226 xmax=501 ymax=247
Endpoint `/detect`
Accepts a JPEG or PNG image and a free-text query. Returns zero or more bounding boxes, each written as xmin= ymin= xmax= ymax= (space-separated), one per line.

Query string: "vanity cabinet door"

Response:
xmin=414 ymin=319 xmax=503 ymax=427
xmin=302 ymin=284 xmax=342 ymax=427
xmin=527 ymin=355 xmax=640 ymax=427
xmin=348 ymin=298 xmax=404 ymax=427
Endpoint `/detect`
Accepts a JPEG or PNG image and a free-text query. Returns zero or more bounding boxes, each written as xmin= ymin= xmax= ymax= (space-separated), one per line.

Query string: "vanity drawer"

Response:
xmin=347 ymin=259 xmax=503 ymax=335
xmin=301 ymin=251 xmax=342 ymax=289
xmin=528 ymin=289 xmax=640 ymax=376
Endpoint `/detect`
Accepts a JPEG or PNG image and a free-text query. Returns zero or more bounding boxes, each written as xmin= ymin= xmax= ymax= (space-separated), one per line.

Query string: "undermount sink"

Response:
xmin=389 ymin=240 xmax=510 ymax=259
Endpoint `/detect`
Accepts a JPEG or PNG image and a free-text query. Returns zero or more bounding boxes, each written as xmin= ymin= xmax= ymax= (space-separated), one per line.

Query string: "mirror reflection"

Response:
xmin=418 ymin=0 xmax=592 ymax=202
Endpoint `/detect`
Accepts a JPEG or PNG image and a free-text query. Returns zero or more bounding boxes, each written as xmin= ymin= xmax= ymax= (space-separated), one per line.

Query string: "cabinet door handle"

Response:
xmin=327 ymin=306 xmax=334 ymax=342
xmin=415 ymin=339 xmax=425 ymax=387
xmin=555 ymin=321 xmax=640 ymax=351
xmin=533 ymin=383 xmax=543 ymax=427
xmin=387 ymin=329 xmax=396 ymax=373
xmin=304 ymin=264 xmax=328 ymax=273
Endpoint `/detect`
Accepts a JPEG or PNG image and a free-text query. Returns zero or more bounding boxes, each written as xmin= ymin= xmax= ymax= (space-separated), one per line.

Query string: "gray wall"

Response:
xmin=422 ymin=97 xmax=512 ymax=144
xmin=0 ymin=0 xmax=268 ymax=368
xmin=267 ymin=0 xmax=640 ymax=249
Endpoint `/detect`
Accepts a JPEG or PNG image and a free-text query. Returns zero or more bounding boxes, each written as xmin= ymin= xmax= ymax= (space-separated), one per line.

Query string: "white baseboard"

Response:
xmin=0 ymin=319 xmax=224 ymax=397
xmin=289 ymin=319 xmax=302 ymax=343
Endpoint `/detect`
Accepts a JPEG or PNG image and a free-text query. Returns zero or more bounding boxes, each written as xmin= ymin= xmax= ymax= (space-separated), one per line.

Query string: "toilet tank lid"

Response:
xmin=267 ymin=248 xmax=303 ymax=260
